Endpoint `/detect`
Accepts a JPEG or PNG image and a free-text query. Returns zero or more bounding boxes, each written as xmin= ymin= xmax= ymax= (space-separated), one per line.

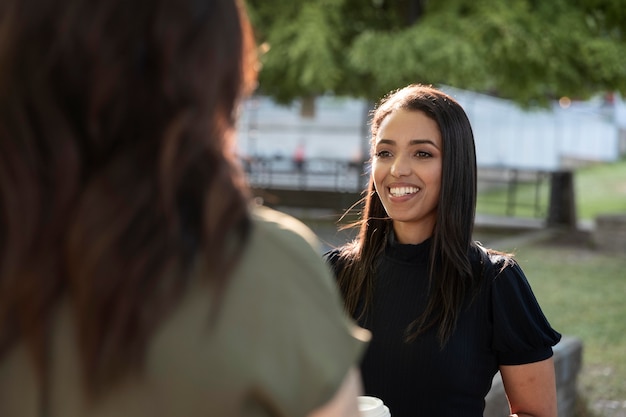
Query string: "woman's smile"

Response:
xmin=388 ymin=185 xmax=420 ymax=198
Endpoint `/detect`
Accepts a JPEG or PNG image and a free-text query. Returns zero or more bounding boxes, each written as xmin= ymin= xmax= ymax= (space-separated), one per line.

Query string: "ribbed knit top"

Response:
xmin=325 ymin=236 xmax=561 ymax=417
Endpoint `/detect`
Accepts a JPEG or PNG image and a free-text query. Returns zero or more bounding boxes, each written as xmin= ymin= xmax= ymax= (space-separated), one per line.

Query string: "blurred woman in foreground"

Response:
xmin=0 ymin=0 xmax=366 ymax=415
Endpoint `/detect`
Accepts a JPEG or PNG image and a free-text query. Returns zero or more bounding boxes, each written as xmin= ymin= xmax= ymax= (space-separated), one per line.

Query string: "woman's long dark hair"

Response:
xmin=0 ymin=0 xmax=257 ymax=395
xmin=336 ymin=84 xmax=482 ymax=346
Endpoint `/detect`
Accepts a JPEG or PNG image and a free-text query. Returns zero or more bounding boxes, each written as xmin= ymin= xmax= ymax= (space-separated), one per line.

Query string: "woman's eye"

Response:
xmin=375 ymin=150 xmax=392 ymax=158
xmin=415 ymin=151 xmax=432 ymax=158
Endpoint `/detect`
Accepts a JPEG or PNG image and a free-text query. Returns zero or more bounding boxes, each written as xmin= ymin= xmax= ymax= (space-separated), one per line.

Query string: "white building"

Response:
xmin=236 ymin=87 xmax=623 ymax=172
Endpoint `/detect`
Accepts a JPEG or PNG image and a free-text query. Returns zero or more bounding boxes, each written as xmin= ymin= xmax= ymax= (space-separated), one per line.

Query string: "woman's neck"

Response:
xmin=392 ymin=220 xmax=434 ymax=245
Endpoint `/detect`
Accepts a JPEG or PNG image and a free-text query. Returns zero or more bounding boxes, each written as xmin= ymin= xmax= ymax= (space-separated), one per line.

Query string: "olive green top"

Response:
xmin=0 ymin=206 xmax=366 ymax=417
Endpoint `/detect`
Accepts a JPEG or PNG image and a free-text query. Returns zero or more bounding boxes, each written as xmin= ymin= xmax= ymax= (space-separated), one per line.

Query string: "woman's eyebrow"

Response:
xmin=377 ymin=138 xmax=439 ymax=149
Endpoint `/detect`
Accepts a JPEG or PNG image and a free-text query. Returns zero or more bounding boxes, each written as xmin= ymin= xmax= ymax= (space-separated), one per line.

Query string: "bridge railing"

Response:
xmin=244 ymin=157 xmax=572 ymax=227
xmin=477 ymin=167 xmax=551 ymax=219
xmin=242 ymin=156 xmax=367 ymax=192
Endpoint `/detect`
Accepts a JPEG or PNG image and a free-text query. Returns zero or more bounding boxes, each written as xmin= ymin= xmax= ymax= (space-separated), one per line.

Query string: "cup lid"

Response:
xmin=357 ymin=396 xmax=390 ymax=417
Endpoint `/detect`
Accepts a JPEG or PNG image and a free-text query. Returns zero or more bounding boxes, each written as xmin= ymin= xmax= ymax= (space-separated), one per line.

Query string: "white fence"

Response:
xmin=236 ymin=95 xmax=365 ymax=162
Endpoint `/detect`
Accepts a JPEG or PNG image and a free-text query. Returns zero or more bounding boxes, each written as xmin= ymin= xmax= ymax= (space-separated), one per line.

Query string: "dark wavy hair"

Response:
xmin=336 ymin=84 xmax=485 ymax=346
xmin=0 ymin=0 xmax=257 ymax=395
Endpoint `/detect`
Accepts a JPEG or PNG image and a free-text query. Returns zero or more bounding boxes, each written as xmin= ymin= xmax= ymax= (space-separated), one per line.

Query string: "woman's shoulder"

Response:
xmin=470 ymin=242 xmax=517 ymax=280
xmin=323 ymin=247 xmax=343 ymax=265
xmin=251 ymin=204 xmax=321 ymax=252
xmin=323 ymin=243 xmax=356 ymax=277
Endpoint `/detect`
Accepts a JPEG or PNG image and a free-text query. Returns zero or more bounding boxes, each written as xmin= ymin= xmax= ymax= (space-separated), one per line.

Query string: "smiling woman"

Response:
xmin=325 ymin=84 xmax=561 ymax=417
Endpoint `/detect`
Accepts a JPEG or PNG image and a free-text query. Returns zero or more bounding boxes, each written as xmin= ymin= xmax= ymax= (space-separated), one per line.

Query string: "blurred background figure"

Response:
xmin=0 ymin=0 xmax=366 ymax=416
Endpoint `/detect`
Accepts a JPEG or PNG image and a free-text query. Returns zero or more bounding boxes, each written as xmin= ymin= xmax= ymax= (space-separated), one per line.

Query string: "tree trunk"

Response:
xmin=408 ymin=0 xmax=424 ymax=25
xmin=300 ymin=96 xmax=316 ymax=118
xmin=547 ymin=170 xmax=577 ymax=229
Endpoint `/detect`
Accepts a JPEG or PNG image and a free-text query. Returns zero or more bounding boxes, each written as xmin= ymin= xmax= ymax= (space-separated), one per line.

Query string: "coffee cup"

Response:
xmin=357 ymin=396 xmax=391 ymax=417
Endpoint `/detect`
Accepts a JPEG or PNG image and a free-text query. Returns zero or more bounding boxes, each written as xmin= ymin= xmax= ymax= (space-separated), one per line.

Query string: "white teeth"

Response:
xmin=389 ymin=186 xmax=419 ymax=197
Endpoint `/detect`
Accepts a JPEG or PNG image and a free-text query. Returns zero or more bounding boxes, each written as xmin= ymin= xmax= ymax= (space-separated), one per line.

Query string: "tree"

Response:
xmin=245 ymin=0 xmax=626 ymax=107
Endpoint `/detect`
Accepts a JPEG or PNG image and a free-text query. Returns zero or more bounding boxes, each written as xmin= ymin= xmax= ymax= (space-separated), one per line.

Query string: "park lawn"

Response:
xmin=476 ymin=158 xmax=626 ymax=221
xmin=479 ymin=159 xmax=626 ymax=414
xmin=573 ymin=159 xmax=626 ymax=220
xmin=500 ymin=239 xmax=626 ymax=415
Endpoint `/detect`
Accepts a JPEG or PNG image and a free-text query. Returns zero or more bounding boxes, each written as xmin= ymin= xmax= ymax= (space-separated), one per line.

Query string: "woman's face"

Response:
xmin=372 ymin=108 xmax=443 ymax=244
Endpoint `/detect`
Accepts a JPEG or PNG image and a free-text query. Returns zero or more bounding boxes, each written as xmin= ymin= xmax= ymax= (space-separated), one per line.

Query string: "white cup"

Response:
xmin=357 ymin=396 xmax=391 ymax=417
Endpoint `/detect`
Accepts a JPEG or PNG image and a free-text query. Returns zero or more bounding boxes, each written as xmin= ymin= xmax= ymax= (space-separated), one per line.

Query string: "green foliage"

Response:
xmin=245 ymin=0 xmax=626 ymax=107
xmin=247 ymin=0 xmax=345 ymax=102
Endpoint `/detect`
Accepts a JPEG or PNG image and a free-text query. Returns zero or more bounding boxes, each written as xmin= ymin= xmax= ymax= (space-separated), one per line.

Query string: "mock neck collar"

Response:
xmin=385 ymin=230 xmax=432 ymax=264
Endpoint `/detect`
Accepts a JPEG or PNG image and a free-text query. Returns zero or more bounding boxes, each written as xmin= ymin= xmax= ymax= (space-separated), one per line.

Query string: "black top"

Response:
xmin=325 ymin=237 xmax=561 ymax=417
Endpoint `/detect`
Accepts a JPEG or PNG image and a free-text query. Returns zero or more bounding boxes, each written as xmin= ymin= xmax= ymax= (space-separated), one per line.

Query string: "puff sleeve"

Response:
xmin=490 ymin=260 xmax=561 ymax=365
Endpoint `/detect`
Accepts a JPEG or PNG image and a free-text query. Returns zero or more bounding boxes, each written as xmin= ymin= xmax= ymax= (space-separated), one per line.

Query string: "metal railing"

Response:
xmin=477 ymin=168 xmax=551 ymax=218
xmin=244 ymin=157 xmax=552 ymax=219
xmin=242 ymin=157 xmax=368 ymax=192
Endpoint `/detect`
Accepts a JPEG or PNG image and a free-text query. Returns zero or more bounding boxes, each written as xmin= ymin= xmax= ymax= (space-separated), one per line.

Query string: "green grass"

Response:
xmin=573 ymin=160 xmax=626 ymax=220
xmin=501 ymin=240 xmax=626 ymax=416
xmin=477 ymin=159 xmax=626 ymax=415
xmin=476 ymin=158 xmax=626 ymax=220
xmin=477 ymin=174 xmax=551 ymax=218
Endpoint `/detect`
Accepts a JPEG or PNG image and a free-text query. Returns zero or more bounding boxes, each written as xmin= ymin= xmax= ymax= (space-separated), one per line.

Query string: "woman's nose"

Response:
xmin=390 ymin=155 xmax=411 ymax=177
